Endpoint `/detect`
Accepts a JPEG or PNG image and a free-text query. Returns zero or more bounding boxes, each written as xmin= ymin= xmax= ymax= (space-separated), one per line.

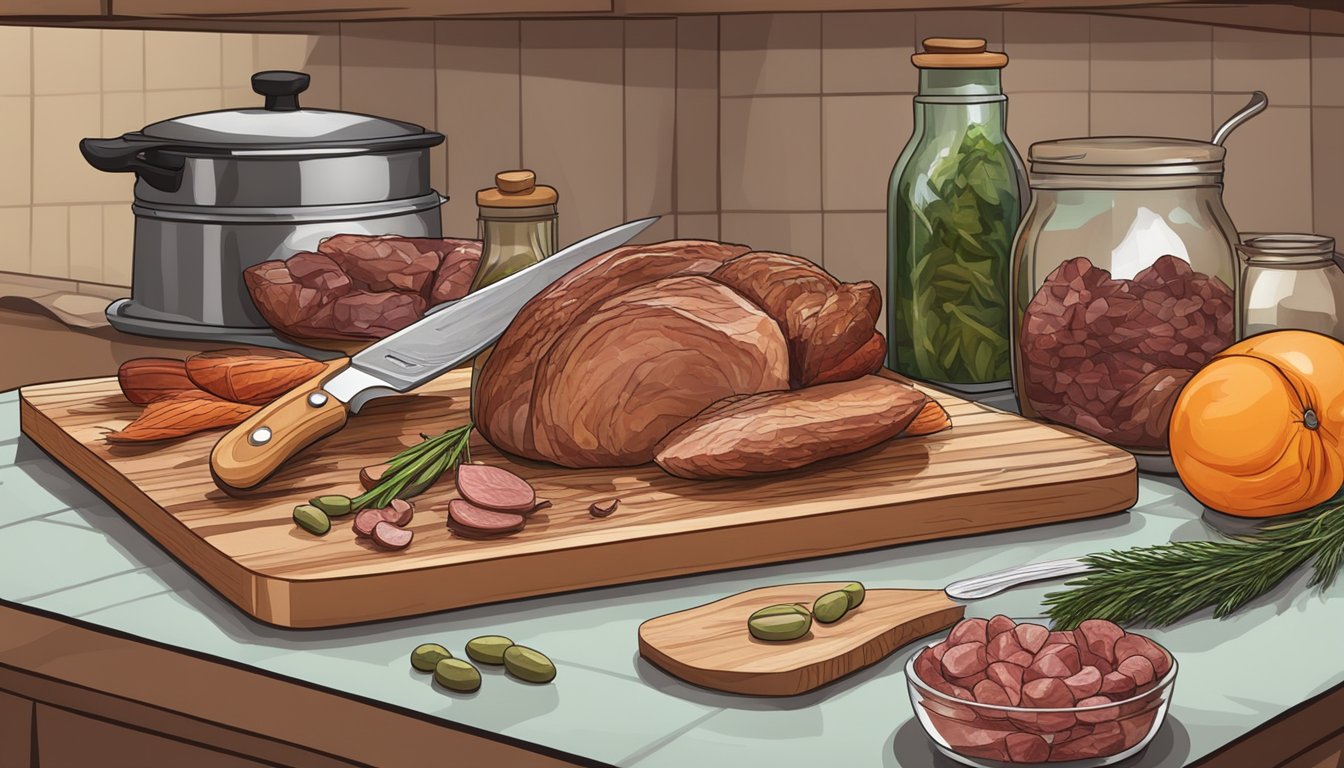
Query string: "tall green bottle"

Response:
xmin=887 ymin=38 xmax=1028 ymax=392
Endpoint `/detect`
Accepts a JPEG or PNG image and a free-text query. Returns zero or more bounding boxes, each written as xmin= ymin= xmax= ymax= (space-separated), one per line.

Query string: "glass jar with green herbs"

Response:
xmin=887 ymin=38 xmax=1028 ymax=392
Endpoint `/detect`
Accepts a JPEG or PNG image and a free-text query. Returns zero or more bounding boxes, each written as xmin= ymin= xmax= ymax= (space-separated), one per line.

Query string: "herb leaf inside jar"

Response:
xmin=895 ymin=124 xmax=1018 ymax=384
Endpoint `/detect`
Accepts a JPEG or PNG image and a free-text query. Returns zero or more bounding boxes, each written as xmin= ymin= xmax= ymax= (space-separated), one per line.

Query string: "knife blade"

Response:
xmin=210 ymin=216 xmax=658 ymax=492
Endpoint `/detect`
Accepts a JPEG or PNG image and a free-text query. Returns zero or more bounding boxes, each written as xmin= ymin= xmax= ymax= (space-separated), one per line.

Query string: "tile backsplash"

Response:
xmin=1 ymin=10 xmax=1342 ymax=300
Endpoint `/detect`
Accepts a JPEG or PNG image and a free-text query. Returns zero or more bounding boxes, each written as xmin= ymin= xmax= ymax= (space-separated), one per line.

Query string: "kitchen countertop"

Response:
xmin=1 ymin=383 xmax=1341 ymax=767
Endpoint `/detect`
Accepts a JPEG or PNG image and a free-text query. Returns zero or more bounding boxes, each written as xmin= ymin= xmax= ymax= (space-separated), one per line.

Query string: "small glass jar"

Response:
xmin=887 ymin=38 xmax=1029 ymax=393
xmin=471 ymin=169 xmax=558 ymax=292
xmin=470 ymin=170 xmax=558 ymax=418
xmin=1011 ymin=138 xmax=1240 ymax=472
xmin=1240 ymin=234 xmax=1344 ymax=339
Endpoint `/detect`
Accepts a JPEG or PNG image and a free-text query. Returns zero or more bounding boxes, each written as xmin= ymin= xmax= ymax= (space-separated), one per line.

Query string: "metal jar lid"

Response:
xmin=1028 ymin=137 xmax=1225 ymax=189
xmin=129 ymin=71 xmax=441 ymax=154
xmin=1238 ymin=233 xmax=1338 ymax=267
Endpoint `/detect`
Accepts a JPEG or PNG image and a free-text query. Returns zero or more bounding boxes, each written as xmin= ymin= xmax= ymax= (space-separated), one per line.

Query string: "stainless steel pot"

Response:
xmin=80 ymin=70 xmax=445 ymax=345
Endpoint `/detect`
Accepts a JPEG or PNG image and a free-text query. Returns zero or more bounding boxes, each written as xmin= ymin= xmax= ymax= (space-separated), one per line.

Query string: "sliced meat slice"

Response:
xmin=447 ymin=499 xmax=527 ymax=539
xmin=654 ymin=376 xmax=928 ymax=479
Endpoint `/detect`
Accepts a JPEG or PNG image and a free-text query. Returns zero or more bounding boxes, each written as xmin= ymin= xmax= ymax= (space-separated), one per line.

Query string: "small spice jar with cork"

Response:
xmin=471 ymin=170 xmax=558 ymax=292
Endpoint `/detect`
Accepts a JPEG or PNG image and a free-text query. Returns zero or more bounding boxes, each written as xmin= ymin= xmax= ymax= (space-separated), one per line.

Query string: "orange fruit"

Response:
xmin=1170 ymin=330 xmax=1344 ymax=517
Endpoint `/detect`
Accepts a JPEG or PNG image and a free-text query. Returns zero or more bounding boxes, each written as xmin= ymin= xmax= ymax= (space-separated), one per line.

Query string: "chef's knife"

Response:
xmin=210 ymin=216 xmax=658 ymax=492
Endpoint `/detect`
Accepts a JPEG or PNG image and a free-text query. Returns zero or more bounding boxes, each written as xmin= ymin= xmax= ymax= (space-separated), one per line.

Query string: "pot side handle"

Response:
xmin=79 ymin=136 xmax=185 ymax=193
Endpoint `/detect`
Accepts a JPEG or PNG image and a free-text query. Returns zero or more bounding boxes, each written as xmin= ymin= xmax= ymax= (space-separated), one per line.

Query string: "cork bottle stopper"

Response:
xmin=478 ymin=168 xmax=558 ymax=207
xmin=495 ymin=170 xmax=535 ymax=193
xmin=912 ymin=38 xmax=1009 ymax=69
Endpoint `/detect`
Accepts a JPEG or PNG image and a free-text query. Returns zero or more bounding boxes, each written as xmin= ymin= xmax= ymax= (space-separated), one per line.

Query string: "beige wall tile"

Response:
xmin=822 ymin=94 xmax=906 ymax=212
xmin=222 ymin=34 xmax=255 ymax=90
xmin=0 ymin=208 xmax=31 ymax=274
xmin=254 ymin=29 xmax=341 ymax=109
xmin=677 ymin=213 xmax=720 ymax=240
xmin=823 ymin=211 xmax=886 ymax=330
xmin=677 ymin=15 xmax=718 ymax=213
xmin=821 ymin=12 xmax=916 ymax=95
xmin=521 ymin=20 xmax=624 ymax=246
xmin=916 ymin=11 xmax=1003 ymax=48
xmin=721 ymin=14 xmax=820 ymax=97
xmin=1312 ymin=33 xmax=1344 ymax=107
xmin=1214 ymin=100 xmax=1312 ymax=232
xmin=1314 ymin=108 xmax=1344 ymax=247
xmin=102 ymin=92 xmax=145 ymax=136
xmin=1090 ymin=92 xmax=1211 ymax=141
xmin=1007 ymin=92 xmax=1088 ymax=160
xmin=0 ymin=96 xmax=31 ymax=206
xmin=628 ymin=214 xmax=677 ymax=245
xmin=102 ymin=30 xmax=144 ymax=93
xmin=437 ymin=20 xmax=521 ymax=238
xmin=1003 ymin=13 xmax=1088 ymax=92
xmin=625 ymin=20 xmax=676 ymax=221
xmin=1091 ymin=17 xmax=1211 ymax=92
xmin=1213 ymin=28 xmax=1308 ymax=107
xmin=145 ymin=31 xmax=222 ymax=91
xmin=0 ymin=27 xmax=31 ymax=96
xmin=677 ymin=213 xmax=719 ymax=241
xmin=34 ymin=94 xmax=130 ymax=205
xmin=144 ymin=89 xmax=223 ymax=124
xmin=34 ymin=27 xmax=100 ymax=96
xmin=67 ymin=204 xmax=103 ymax=283
xmin=343 ymin=23 xmax=440 ymax=196
xmin=31 ymin=206 xmax=69 ymax=279
xmin=721 ymin=96 xmax=821 ymax=211
xmin=103 ymin=204 xmax=134 ymax=287
xmin=722 ymin=212 xmax=822 ymax=263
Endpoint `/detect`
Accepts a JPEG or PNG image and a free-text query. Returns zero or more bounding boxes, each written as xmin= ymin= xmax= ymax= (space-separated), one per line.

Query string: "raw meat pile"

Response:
xmin=244 ymin=234 xmax=481 ymax=340
xmin=474 ymin=240 xmax=951 ymax=477
xmin=913 ymin=616 xmax=1173 ymax=763
xmin=1019 ymin=255 xmax=1234 ymax=449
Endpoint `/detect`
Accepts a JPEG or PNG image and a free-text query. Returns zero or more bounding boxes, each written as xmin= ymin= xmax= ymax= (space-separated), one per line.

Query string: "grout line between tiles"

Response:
xmin=818 ymin=12 xmax=825 ymax=267
xmin=73 ymin=586 xmax=176 ymax=619
xmin=0 ymin=508 xmax=73 ymax=533
xmin=14 ymin=565 xmax=147 ymax=604
xmin=620 ymin=708 xmax=725 ymax=766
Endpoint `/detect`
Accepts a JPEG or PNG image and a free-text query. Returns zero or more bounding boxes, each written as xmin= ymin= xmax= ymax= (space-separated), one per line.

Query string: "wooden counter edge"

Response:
xmin=0 ymin=601 xmax=601 ymax=768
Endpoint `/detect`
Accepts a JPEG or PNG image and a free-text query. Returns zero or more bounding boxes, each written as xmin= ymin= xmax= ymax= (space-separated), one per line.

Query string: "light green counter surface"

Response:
xmin=0 ymin=387 xmax=1336 ymax=767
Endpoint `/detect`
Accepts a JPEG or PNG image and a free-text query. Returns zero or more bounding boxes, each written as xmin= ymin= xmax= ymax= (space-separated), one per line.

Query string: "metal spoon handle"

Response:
xmin=944 ymin=558 xmax=1093 ymax=601
xmin=1213 ymin=91 xmax=1268 ymax=146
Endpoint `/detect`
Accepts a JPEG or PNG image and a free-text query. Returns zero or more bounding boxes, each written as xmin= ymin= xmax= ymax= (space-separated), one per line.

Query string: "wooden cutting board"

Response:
xmin=639 ymin=581 xmax=965 ymax=696
xmin=19 ymin=369 xmax=1137 ymax=628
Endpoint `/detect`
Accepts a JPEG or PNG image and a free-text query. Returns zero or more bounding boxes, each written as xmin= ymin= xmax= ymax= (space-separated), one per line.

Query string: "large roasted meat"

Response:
xmin=475 ymin=240 xmax=946 ymax=475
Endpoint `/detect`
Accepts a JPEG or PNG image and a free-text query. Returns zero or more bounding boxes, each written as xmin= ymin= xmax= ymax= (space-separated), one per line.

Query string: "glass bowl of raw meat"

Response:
xmin=905 ymin=616 xmax=1176 ymax=766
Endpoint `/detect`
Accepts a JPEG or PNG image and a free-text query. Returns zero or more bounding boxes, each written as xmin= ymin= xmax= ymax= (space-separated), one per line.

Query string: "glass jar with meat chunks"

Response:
xmin=1010 ymin=138 xmax=1240 ymax=474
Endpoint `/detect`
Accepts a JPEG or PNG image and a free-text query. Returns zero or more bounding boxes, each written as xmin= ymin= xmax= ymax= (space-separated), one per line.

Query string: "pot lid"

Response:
xmin=1029 ymin=137 xmax=1225 ymax=168
xmin=140 ymin=71 xmax=437 ymax=147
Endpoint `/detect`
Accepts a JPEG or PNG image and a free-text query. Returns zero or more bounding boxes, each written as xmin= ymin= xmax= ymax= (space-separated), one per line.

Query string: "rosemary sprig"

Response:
xmin=351 ymin=423 xmax=473 ymax=511
xmin=1044 ymin=494 xmax=1344 ymax=629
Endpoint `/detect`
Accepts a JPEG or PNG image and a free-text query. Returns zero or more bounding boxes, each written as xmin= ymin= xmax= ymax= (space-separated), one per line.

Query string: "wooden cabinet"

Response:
xmin=35 ymin=705 xmax=271 ymax=768
xmin=0 ymin=689 xmax=34 ymax=768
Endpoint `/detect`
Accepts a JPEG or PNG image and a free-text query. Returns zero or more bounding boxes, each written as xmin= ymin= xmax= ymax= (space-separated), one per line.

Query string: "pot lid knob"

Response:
xmin=251 ymin=71 xmax=310 ymax=112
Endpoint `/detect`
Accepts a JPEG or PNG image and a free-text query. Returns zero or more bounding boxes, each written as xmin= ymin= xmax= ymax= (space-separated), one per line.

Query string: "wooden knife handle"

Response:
xmin=210 ymin=358 xmax=351 ymax=493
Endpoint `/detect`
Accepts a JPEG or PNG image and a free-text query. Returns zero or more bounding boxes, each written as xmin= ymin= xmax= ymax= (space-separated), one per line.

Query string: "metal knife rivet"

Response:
xmin=248 ymin=427 xmax=272 ymax=446
xmin=307 ymin=392 xmax=328 ymax=408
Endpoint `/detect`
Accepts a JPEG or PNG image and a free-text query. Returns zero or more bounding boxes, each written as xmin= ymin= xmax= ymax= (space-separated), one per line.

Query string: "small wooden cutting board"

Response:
xmin=638 ymin=581 xmax=965 ymax=696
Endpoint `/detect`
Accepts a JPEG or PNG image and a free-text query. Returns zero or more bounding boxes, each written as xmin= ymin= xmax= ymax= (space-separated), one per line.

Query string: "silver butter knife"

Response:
xmin=210 ymin=216 xmax=658 ymax=492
